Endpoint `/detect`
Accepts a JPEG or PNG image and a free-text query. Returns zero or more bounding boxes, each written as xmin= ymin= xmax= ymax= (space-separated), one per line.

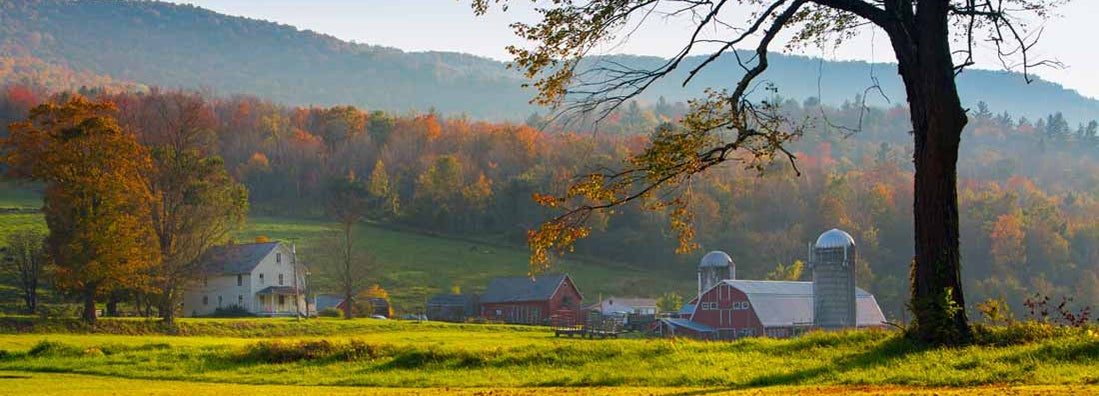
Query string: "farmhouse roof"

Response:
xmin=480 ymin=273 xmax=572 ymax=303
xmin=255 ymin=286 xmax=300 ymax=295
xmin=717 ymin=280 xmax=886 ymax=328
xmin=201 ymin=242 xmax=280 ymax=275
xmin=605 ymin=297 xmax=657 ymax=308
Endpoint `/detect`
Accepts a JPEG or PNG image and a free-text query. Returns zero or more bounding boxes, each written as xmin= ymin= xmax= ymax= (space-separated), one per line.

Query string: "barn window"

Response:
xmin=743 ymin=301 xmax=751 ymax=310
xmin=237 ymin=274 xmax=243 ymax=286
xmin=278 ymin=274 xmax=284 ymax=285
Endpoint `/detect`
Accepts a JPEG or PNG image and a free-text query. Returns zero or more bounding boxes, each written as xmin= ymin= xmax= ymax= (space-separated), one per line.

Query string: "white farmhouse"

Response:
xmin=588 ymin=297 xmax=659 ymax=315
xmin=182 ymin=241 xmax=307 ymax=317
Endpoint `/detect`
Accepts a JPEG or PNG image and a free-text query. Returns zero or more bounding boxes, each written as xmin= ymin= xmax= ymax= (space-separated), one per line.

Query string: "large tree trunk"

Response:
xmin=82 ymin=291 xmax=97 ymax=325
xmin=889 ymin=0 xmax=972 ymax=345
xmin=161 ymin=286 xmax=177 ymax=325
xmin=105 ymin=296 xmax=119 ymax=317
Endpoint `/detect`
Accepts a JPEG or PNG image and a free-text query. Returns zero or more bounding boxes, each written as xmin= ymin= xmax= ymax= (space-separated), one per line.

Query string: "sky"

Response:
xmin=166 ymin=0 xmax=1098 ymax=99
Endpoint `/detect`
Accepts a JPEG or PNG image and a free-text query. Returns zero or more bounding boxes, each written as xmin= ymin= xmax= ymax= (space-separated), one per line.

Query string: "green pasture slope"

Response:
xmin=0 ymin=182 xmax=692 ymax=311
xmin=0 ymin=318 xmax=1097 ymax=394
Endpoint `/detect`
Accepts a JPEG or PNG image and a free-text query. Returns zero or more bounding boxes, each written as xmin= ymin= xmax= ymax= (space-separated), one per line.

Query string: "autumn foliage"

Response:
xmin=3 ymin=95 xmax=159 ymax=323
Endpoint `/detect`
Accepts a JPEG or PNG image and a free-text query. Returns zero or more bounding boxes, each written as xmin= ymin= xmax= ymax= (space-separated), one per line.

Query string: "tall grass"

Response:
xmin=0 ymin=318 xmax=1097 ymax=388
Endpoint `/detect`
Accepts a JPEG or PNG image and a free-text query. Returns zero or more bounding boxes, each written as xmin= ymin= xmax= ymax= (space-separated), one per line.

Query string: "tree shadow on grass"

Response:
xmin=676 ymin=335 xmax=926 ymax=394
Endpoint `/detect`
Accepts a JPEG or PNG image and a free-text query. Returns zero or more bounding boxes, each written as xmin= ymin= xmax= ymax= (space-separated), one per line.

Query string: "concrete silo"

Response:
xmin=811 ymin=229 xmax=857 ymax=330
xmin=698 ymin=251 xmax=735 ymax=297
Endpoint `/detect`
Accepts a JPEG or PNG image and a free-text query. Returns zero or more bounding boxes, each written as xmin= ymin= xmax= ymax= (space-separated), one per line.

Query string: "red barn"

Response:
xmin=659 ymin=280 xmax=886 ymax=339
xmin=479 ymin=273 xmax=583 ymax=325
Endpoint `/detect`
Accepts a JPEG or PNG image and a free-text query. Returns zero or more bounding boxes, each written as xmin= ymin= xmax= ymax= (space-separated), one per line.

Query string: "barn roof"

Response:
xmin=480 ymin=273 xmax=573 ymax=303
xmin=201 ymin=242 xmax=281 ymax=275
xmin=661 ymin=318 xmax=715 ymax=333
xmin=428 ymin=293 xmax=478 ymax=307
xmin=314 ymin=294 xmax=343 ymax=311
xmin=718 ymin=280 xmax=886 ymax=328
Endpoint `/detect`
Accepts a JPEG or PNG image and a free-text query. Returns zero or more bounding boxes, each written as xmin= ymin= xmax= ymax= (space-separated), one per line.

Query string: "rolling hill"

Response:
xmin=1 ymin=0 xmax=1096 ymax=122
xmin=0 ymin=183 xmax=693 ymax=313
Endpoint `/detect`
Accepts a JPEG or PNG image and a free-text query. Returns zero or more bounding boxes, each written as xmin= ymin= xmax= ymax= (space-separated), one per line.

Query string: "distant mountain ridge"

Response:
xmin=1 ymin=0 xmax=1096 ymax=122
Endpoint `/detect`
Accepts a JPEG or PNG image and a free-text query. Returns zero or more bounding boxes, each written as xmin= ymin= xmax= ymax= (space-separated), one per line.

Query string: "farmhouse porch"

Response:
xmin=255 ymin=286 xmax=303 ymax=316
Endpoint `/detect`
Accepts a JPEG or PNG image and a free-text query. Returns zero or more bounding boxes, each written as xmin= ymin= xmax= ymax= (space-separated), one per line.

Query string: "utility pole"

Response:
xmin=288 ymin=237 xmax=302 ymax=320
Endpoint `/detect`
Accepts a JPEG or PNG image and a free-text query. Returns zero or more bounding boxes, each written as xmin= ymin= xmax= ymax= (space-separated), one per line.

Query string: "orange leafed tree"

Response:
xmin=3 ymin=95 xmax=160 ymax=324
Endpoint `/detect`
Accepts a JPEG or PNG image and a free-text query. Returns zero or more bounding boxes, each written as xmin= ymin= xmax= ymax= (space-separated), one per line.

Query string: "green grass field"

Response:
xmin=0 ymin=318 xmax=1097 ymax=394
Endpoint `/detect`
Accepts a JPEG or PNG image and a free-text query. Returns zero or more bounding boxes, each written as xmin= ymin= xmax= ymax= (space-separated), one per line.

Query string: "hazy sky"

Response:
xmin=167 ymin=1 xmax=1098 ymax=99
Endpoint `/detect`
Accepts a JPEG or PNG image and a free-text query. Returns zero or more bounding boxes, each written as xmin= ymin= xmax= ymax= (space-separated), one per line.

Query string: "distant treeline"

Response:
xmin=2 ymin=85 xmax=1098 ymax=321
xmin=3 ymin=0 xmax=1099 ymax=122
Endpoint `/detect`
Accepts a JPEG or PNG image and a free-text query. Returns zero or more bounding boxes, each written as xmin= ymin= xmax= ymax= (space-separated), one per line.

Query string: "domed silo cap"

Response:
xmin=700 ymin=251 xmax=734 ymax=267
xmin=815 ymin=228 xmax=856 ymax=249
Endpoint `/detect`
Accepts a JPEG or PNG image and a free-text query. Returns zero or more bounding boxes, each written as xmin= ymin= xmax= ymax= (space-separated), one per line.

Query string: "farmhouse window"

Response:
xmin=218 ymin=295 xmax=223 ymax=307
xmin=277 ymin=253 xmax=282 ymax=263
xmin=278 ymin=274 xmax=284 ymax=285
xmin=203 ymin=277 xmax=208 ymax=287
xmin=237 ymin=274 xmax=242 ymax=286
xmin=238 ymin=295 xmax=243 ymax=306
xmin=202 ymin=296 xmax=208 ymax=306
xmin=278 ymin=295 xmax=285 ymax=307
xmin=259 ymin=273 xmax=264 ymax=284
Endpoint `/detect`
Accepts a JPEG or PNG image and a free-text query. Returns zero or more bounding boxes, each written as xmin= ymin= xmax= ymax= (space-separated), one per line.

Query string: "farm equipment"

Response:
xmin=552 ymin=311 xmax=621 ymax=339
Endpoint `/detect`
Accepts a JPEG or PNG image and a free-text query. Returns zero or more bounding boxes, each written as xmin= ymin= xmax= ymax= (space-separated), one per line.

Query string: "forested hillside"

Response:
xmin=2 ymin=87 xmax=1097 ymax=320
xmin=1 ymin=0 xmax=1096 ymax=121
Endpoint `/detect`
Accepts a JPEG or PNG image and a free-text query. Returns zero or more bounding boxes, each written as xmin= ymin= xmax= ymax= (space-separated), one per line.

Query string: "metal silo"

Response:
xmin=811 ymin=229 xmax=857 ymax=330
xmin=698 ymin=251 xmax=735 ymax=297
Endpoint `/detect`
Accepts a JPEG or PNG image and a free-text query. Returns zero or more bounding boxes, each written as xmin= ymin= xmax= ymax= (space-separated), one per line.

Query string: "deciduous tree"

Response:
xmin=476 ymin=0 xmax=1067 ymax=345
xmin=325 ymin=170 xmax=372 ymax=319
xmin=3 ymin=96 xmax=160 ymax=324
xmin=1 ymin=229 xmax=47 ymax=314
xmin=121 ymin=90 xmax=249 ymax=324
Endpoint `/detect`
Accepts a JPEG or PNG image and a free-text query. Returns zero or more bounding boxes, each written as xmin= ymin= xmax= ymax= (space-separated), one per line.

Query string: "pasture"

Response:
xmin=0 ymin=318 xmax=1097 ymax=394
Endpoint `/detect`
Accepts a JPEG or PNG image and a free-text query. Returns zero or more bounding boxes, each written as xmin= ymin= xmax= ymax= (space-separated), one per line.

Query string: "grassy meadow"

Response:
xmin=0 ymin=318 xmax=1097 ymax=394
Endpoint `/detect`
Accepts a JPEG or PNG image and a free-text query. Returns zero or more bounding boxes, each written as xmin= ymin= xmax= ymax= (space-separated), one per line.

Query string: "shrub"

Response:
xmin=972 ymin=321 xmax=1056 ymax=346
xmin=208 ymin=305 xmax=253 ymax=318
xmin=318 ymin=307 xmax=343 ymax=318
xmin=239 ymin=340 xmax=339 ymax=363
xmin=27 ymin=340 xmax=81 ymax=357
xmin=1023 ymin=293 xmax=1092 ymax=327
xmin=235 ymin=339 xmax=397 ymax=364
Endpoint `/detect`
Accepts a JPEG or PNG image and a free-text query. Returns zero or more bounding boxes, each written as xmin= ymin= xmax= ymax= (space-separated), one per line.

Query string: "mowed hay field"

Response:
xmin=0 ymin=318 xmax=1098 ymax=394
